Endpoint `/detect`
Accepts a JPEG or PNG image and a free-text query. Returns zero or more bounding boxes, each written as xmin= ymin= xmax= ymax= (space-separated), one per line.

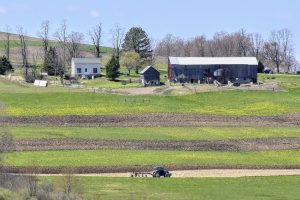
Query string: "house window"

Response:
xmin=93 ymin=68 xmax=98 ymax=73
xmin=85 ymin=68 xmax=88 ymax=73
xmin=77 ymin=68 xmax=82 ymax=73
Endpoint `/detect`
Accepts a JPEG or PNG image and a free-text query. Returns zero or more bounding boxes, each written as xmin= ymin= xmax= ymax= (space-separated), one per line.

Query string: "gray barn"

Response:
xmin=168 ymin=57 xmax=258 ymax=84
xmin=140 ymin=66 xmax=160 ymax=87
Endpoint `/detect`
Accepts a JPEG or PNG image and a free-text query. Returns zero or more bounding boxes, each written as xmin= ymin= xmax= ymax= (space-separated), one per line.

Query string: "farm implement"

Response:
xmin=131 ymin=166 xmax=172 ymax=178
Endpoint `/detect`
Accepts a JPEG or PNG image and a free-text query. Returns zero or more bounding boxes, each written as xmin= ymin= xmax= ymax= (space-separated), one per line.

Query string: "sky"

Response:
xmin=0 ymin=0 xmax=299 ymax=61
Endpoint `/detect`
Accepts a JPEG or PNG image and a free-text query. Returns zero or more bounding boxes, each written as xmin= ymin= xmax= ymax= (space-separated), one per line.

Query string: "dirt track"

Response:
xmin=3 ymin=165 xmax=300 ymax=174
xmin=29 ymin=169 xmax=300 ymax=178
xmin=1 ymin=113 xmax=300 ymax=127
xmin=7 ymin=137 xmax=300 ymax=151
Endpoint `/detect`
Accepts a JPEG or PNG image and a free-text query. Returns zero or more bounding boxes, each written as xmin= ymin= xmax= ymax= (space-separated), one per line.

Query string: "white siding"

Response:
xmin=71 ymin=58 xmax=101 ymax=77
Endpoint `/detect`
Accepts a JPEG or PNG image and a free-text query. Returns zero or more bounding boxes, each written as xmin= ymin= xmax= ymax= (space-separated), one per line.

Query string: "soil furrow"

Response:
xmin=1 ymin=113 xmax=300 ymax=127
xmin=5 ymin=137 xmax=300 ymax=151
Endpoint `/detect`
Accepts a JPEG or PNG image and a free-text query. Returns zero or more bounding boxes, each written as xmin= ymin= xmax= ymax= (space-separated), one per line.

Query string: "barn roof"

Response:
xmin=72 ymin=58 xmax=101 ymax=64
xmin=140 ymin=66 xmax=159 ymax=74
xmin=169 ymin=57 xmax=258 ymax=66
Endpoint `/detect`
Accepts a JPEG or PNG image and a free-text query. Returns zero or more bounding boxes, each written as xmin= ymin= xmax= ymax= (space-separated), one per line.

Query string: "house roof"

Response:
xmin=72 ymin=58 xmax=101 ymax=64
xmin=169 ymin=57 xmax=258 ymax=66
xmin=140 ymin=66 xmax=159 ymax=74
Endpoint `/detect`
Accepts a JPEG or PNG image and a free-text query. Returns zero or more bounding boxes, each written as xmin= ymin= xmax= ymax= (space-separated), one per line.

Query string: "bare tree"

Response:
xmin=54 ymin=20 xmax=68 ymax=71
xmin=190 ymin=36 xmax=207 ymax=57
xmin=38 ymin=20 xmax=50 ymax=63
xmin=4 ymin=25 xmax=11 ymax=61
xmin=110 ymin=25 xmax=125 ymax=61
xmin=263 ymin=29 xmax=294 ymax=73
xmin=280 ymin=29 xmax=294 ymax=72
xmin=249 ymin=33 xmax=264 ymax=61
xmin=17 ymin=26 xmax=29 ymax=81
xmin=89 ymin=23 xmax=102 ymax=58
xmin=235 ymin=29 xmax=251 ymax=56
xmin=66 ymin=32 xmax=84 ymax=61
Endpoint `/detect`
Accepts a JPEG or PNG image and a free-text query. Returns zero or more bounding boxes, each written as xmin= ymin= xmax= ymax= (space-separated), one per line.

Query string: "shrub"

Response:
xmin=0 ymin=56 xmax=13 ymax=75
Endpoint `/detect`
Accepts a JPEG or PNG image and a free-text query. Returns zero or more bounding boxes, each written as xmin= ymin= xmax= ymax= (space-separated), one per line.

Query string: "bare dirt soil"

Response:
xmin=28 ymin=169 xmax=300 ymax=178
xmin=3 ymin=165 xmax=300 ymax=174
xmin=1 ymin=113 xmax=300 ymax=127
xmin=6 ymin=137 xmax=300 ymax=152
xmin=103 ymin=82 xmax=281 ymax=96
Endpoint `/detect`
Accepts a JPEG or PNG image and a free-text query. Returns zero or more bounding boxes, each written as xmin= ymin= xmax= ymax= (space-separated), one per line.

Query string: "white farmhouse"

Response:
xmin=71 ymin=58 xmax=101 ymax=77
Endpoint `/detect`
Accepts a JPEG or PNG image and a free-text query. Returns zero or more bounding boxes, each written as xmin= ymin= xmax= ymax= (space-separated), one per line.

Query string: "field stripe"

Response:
xmin=1 ymin=113 xmax=300 ymax=126
xmin=7 ymin=137 xmax=300 ymax=151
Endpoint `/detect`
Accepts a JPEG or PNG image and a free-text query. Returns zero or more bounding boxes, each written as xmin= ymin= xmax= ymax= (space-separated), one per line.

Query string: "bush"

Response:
xmin=105 ymin=55 xmax=120 ymax=81
xmin=0 ymin=56 xmax=13 ymax=75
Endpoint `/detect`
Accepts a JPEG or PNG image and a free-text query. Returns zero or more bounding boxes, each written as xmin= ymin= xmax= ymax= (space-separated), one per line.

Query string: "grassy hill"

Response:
xmin=0 ymin=32 xmax=113 ymax=66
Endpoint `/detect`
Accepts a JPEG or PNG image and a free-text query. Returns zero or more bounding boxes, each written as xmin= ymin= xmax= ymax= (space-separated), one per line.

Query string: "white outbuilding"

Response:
xmin=71 ymin=58 xmax=101 ymax=77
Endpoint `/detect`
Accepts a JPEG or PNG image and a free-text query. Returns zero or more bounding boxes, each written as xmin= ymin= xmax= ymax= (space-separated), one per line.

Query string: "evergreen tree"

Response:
xmin=122 ymin=27 xmax=152 ymax=59
xmin=106 ymin=55 xmax=120 ymax=80
xmin=0 ymin=56 xmax=13 ymax=75
xmin=43 ymin=47 xmax=64 ymax=77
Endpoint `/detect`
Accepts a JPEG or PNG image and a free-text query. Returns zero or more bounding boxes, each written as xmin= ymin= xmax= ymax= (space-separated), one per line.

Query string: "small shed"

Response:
xmin=140 ymin=66 xmax=160 ymax=87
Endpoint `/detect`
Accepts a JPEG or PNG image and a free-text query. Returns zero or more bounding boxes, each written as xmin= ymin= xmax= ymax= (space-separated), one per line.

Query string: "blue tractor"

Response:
xmin=152 ymin=166 xmax=172 ymax=178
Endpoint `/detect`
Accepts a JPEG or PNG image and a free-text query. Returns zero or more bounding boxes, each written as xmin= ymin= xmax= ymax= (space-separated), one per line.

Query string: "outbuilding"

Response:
xmin=71 ymin=58 xmax=101 ymax=78
xmin=168 ymin=57 xmax=258 ymax=84
xmin=140 ymin=66 xmax=160 ymax=87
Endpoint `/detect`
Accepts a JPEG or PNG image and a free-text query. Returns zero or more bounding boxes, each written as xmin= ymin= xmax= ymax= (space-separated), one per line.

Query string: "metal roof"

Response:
xmin=140 ymin=66 xmax=159 ymax=74
xmin=72 ymin=58 xmax=101 ymax=64
xmin=169 ymin=57 xmax=258 ymax=66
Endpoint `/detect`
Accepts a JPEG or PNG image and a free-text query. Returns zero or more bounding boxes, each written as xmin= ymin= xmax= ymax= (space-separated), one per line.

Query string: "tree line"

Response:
xmin=155 ymin=29 xmax=298 ymax=73
xmin=1 ymin=23 xmax=299 ymax=82
xmin=1 ymin=21 xmax=154 ymax=82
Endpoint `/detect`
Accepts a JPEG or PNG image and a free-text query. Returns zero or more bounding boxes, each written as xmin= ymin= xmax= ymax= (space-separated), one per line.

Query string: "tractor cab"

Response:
xmin=152 ymin=166 xmax=172 ymax=178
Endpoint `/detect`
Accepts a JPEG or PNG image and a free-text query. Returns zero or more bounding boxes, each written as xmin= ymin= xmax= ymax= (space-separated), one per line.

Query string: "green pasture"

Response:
xmin=1 ymin=74 xmax=300 ymax=116
xmin=1 ymin=89 xmax=300 ymax=116
xmin=3 ymin=149 xmax=300 ymax=167
xmin=46 ymin=176 xmax=300 ymax=200
xmin=9 ymin=126 xmax=300 ymax=141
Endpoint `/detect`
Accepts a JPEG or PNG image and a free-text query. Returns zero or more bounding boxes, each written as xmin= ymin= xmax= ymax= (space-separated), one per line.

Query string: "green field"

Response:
xmin=0 ymin=39 xmax=113 ymax=54
xmin=0 ymin=188 xmax=17 ymax=200
xmin=79 ymin=75 xmax=140 ymax=89
xmin=1 ymin=73 xmax=300 ymax=116
xmin=1 ymin=89 xmax=300 ymax=116
xmin=3 ymin=149 xmax=300 ymax=167
xmin=9 ymin=126 xmax=300 ymax=141
xmin=44 ymin=176 xmax=300 ymax=200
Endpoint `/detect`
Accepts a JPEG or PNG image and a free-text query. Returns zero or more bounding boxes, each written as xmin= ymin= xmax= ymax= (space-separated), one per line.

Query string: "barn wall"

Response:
xmin=169 ymin=64 xmax=257 ymax=83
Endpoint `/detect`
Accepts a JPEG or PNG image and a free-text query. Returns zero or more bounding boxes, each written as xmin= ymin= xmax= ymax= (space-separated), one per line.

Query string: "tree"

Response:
xmin=106 ymin=55 xmax=120 ymax=80
xmin=155 ymin=34 xmax=173 ymax=57
xmin=89 ymin=23 xmax=102 ymax=58
xmin=38 ymin=20 xmax=50 ymax=61
xmin=44 ymin=47 xmax=63 ymax=78
xmin=54 ymin=20 xmax=68 ymax=72
xmin=249 ymin=33 xmax=264 ymax=61
xmin=0 ymin=56 xmax=13 ymax=75
xmin=122 ymin=27 xmax=152 ymax=59
xmin=120 ymin=51 xmax=140 ymax=75
xmin=17 ymin=27 xmax=30 ymax=82
xmin=4 ymin=25 xmax=10 ymax=61
xmin=66 ymin=32 xmax=84 ymax=60
xmin=110 ymin=25 xmax=124 ymax=62
xmin=280 ymin=29 xmax=294 ymax=72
